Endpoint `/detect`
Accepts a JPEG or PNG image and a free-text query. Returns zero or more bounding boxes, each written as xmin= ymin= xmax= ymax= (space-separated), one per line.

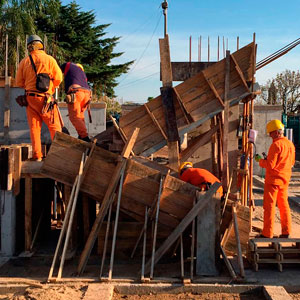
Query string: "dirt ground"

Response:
xmin=0 ymin=284 xmax=87 ymax=300
xmin=112 ymin=292 xmax=264 ymax=300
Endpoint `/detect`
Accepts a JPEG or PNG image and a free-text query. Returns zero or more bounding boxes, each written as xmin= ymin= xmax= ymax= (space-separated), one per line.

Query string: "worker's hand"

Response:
xmin=255 ymin=154 xmax=262 ymax=162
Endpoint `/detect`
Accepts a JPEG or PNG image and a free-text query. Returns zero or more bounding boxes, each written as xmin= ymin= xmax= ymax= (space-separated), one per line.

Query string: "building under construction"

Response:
xmin=0 ymin=2 xmax=300 ymax=299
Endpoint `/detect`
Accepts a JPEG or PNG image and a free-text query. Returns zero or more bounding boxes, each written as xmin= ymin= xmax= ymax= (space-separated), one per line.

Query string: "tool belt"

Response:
xmin=65 ymin=88 xmax=92 ymax=123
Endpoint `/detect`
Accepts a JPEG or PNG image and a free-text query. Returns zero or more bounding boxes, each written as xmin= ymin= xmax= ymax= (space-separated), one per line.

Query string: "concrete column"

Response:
xmin=0 ymin=190 xmax=16 ymax=256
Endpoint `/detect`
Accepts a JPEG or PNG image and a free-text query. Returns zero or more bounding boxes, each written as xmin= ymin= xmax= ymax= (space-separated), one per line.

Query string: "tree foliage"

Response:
xmin=257 ymin=70 xmax=300 ymax=113
xmin=0 ymin=0 xmax=132 ymax=98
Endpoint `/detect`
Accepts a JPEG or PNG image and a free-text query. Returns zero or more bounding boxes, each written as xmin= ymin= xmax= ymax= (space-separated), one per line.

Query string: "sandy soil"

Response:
xmin=112 ymin=292 xmax=264 ymax=300
xmin=290 ymin=293 xmax=300 ymax=300
xmin=0 ymin=284 xmax=87 ymax=300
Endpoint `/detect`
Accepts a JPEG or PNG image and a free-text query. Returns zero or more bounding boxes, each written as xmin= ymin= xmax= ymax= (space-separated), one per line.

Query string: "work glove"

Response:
xmin=255 ymin=154 xmax=262 ymax=163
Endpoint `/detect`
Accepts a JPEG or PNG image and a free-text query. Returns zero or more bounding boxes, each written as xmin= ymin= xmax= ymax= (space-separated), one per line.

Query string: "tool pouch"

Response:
xmin=15 ymin=95 xmax=28 ymax=107
xmin=65 ymin=92 xmax=76 ymax=104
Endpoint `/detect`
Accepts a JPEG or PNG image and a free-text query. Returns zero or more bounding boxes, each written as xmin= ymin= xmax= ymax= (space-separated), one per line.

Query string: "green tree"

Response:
xmin=35 ymin=1 xmax=133 ymax=98
xmin=256 ymin=70 xmax=300 ymax=113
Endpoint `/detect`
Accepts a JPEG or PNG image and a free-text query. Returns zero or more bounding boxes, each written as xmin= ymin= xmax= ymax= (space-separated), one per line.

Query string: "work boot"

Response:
xmin=78 ymin=135 xmax=91 ymax=142
xmin=279 ymin=234 xmax=290 ymax=238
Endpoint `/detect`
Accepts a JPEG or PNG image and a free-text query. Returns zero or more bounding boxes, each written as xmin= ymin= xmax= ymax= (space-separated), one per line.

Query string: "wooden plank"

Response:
xmin=77 ymin=128 xmax=140 ymax=275
xmin=179 ymin=125 xmax=218 ymax=163
xmin=159 ymin=35 xmax=173 ymax=87
xmin=13 ymin=147 xmax=22 ymax=196
xmin=25 ymin=177 xmax=32 ymax=251
xmin=231 ymin=54 xmax=250 ymax=93
xmin=167 ymin=141 xmax=179 ymax=171
xmin=169 ymin=62 xmax=216 ymax=81
xmin=143 ymin=182 xmax=221 ymax=275
xmin=222 ymin=50 xmax=230 ymax=190
xmin=144 ymin=103 xmax=168 ymax=140
xmin=172 ymin=87 xmax=193 ymax=124
xmin=203 ymin=74 xmax=225 ymax=108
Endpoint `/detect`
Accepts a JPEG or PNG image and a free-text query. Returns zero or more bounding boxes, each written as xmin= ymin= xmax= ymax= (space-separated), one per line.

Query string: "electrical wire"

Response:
xmin=120 ymin=4 xmax=161 ymax=42
xmin=117 ymin=72 xmax=159 ymax=90
xmin=118 ymin=11 xmax=162 ymax=85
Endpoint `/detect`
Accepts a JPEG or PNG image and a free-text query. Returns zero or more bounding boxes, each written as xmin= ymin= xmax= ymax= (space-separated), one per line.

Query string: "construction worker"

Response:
xmin=179 ymin=162 xmax=223 ymax=197
xmin=60 ymin=62 xmax=92 ymax=142
xmin=255 ymin=119 xmax=295 ymax=238
xmin=16 ymin=35 xmax=63 ymax=161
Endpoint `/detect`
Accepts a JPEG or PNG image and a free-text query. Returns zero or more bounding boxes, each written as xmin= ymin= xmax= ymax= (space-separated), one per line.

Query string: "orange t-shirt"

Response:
xmin=180 ymin=168 xmax=223 ymax=195
xmin=16 ymin=50 xmax=62 ymax=94
xmin=259 ymin=136 xmax=295 ymax=186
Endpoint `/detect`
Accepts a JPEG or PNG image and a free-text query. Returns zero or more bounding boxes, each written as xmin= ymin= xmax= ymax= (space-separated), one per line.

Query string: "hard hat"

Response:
xmin=27 ymin=35 xmax=43 ymax=46
xmin=179 ymin=161 xmax=193 ymax=173
xmin=76 ymin=63 xmax=84 ymax=71
xmin=266 ymin=119 xmax=284 ymax=134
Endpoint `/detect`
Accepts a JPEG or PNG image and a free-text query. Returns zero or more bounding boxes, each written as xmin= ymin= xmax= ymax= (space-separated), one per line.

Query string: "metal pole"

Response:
xmin=189 ymin=36 xmax=192 ymax=62
xmin=162 ymin=1 xmax=168 ymax=37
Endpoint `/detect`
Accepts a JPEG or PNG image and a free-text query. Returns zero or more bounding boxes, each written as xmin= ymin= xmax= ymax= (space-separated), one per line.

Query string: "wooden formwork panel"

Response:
xmin=41 ymin=132 xmax=199 ymax=229
xmin=119 ymin=42 xmax=255 ymax=155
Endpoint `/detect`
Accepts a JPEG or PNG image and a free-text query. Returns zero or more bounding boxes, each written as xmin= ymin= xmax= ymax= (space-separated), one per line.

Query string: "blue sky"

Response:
xmin=62 ymin=0 xmax=300 ymax=103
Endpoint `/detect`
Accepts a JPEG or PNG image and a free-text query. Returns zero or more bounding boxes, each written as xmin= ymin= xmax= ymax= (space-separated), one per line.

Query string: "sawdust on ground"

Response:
xmin=112 ymin=292 xmax=264 ymax=300
xmin=0 ymin=284 xmax=87 ymax=300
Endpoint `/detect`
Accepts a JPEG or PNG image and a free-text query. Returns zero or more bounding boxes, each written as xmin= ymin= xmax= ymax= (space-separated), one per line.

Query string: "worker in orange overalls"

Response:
xmin=16 ymin=35 xmax=63 ymax=161
xmin=60 ymin=62 xmax=92 ymax=142
xmin=255 ymin=119 xmax=295 ymax=238
xmin=179 ymin=162 xmax=224 ymax=198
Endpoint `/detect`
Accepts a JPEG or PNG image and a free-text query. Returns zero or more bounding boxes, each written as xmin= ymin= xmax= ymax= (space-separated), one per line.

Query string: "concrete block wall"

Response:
xmin=0 ymin=87 xmax=106 ymax=145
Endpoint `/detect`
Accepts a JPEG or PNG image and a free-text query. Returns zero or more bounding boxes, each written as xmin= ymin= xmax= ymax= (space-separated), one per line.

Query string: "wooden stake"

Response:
xmin=220 ymin=245 xmax=237 ymax=279
xmin=180 ymin=234 xmax=184 ymax=279
xmin=25 ymin=177 xmax=32 ymax=252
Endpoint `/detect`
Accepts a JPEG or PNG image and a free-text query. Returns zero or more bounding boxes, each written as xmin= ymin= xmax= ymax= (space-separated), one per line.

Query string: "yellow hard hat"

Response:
xmin=266 ymin=119 xmax=284 ymax=134
xmin=76 ymin=63 xmax=84 ymax=71
xmin=179 ymin=161 xmax=193 ymax=173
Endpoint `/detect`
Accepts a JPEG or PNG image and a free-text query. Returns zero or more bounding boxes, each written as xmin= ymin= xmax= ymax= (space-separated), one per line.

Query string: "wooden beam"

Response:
xmin=144 ymin=103 xmax=168 ymax=140
xmin=169 ymin=62 xmax=216 ymax=81
xmin=222 ymin=51 xmax=230 ymax=190
xmin=180 ymin=124 xmax=218 ymax=163
xmin=203 ymin=74 xmax=225 ymax=108
xmin=142 ymin=182 xmax=221 ymax=275
xmin=77 ymin=128 xmax=140 ymax=275
xmin=159 ymin=35 xmax=173 ymax=87
xmin=25 ymin=177 xmax=32 ymax=251
xmin=13 ymin=147 xmax=21 ymax=196
xmin=230 ymin=54 xmax=250 ymax=93
xmin=172 ymin=87 xmax=193 ymax=124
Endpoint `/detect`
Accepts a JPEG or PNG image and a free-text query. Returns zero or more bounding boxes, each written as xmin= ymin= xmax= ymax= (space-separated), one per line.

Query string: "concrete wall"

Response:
xmin=0 ymin=87 xmax=106 ymax=145
xmin=252 ymin=104 xmax=282 ymax=175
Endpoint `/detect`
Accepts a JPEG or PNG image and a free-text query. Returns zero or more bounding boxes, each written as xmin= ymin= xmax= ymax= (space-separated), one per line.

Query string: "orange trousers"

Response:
xmin=67 ymin=89 xmax=91 ymax=138
xmin=26 ymin=95 xmax=62 ymax=159
xmin=262 ymin=183 xmax=292 ymax=238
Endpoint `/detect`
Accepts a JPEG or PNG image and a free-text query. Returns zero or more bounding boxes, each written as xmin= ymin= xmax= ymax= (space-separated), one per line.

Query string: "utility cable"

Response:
xmin=120 ymin=4 xmax=161 ymax=42
xmin=118 ymin=11 xmax=162 ymax=85
xmin=117 ymin=72 xmax=159 ymax=90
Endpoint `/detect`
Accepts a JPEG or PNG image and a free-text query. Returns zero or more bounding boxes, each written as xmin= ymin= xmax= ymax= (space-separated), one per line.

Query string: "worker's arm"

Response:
xmin=259 ymin=143 xmax=279 ymax=169
xmin=50 ymin=57 xmax=63 ymax=88
xmin=15 ymin=60 xmax=25 ymax=88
